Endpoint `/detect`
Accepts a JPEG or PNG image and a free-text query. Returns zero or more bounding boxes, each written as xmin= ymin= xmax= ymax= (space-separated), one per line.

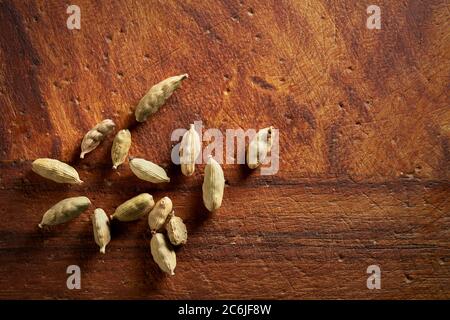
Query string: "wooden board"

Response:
xmin=0 ymin=0 xmax=449 ymax=299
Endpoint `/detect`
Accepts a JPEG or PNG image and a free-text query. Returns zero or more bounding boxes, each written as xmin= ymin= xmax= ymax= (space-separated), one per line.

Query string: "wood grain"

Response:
xmin=0 ymin=0 xmax=449 ymax=299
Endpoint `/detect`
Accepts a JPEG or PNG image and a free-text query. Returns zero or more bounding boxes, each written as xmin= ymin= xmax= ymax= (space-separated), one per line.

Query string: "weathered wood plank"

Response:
xmin=0 ymin=0 xmax=449 ymax=299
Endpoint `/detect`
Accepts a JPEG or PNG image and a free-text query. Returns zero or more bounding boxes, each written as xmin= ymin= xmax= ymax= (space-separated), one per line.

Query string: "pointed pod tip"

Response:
xmin=100 ymin=247 xmax=106 ymax=254
xmin=38 ymin=223 xmax=43 ymax=229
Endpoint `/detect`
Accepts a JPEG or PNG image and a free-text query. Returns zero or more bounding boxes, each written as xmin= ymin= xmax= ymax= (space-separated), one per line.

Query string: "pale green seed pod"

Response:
xmin=111 ymin=129 xmax=131 ymax=169
xmin=179 ymin=124 xmax=201 ymax=176
xmin=148 ymin=197 xmax=173 ymax=231
xmin=165 ymin=214 xmax=187 ymax=246
xmin=110 ymin=193 xmax=154 ymax=222
xmin=129 ymin=158 xmax=170 ymax=183
xmin=202 ymin=156 xmax=225 ymax=212
xmin=150 ymin=233 xmax=176 ymax=275
xmin=80 ymin=119 xmax=115 ymax=159
xmin=32 ymin=158 xmax=83 ymax=184
xmin=135 ymin=74 xmax=188 ymax=122
xmin=92 ymin=208 xmax=111 ymax=254
xmin=246 ymin=126 xmax=273 ymax=169
xmin=38 ymin=196 xmax=91 ymax=228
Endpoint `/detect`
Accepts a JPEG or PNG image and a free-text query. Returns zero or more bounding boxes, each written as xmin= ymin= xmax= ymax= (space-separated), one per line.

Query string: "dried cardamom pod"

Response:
xmin=32 ymin=158 xmax=83 ymax=184
xmin=111 ymin=129 xmax=131 ymax=169
xmin=179 ymin=124 xmax=201 ymax=176
xmin=150 ymin=233 xmax=176 ymax=275
xmin=246 ymin=126 xmax=273 ymax=169
xmin=92 ymin=208 xmax=111 ymax=254
xmin=38 ymin=196 xmax=91 ymax=228
xmin=129 ymin=158 xmax=170 ymax=183
xmin=148 ymin=196 xmax=173 ymax=231
xmin=110 ymin=193 xmax=154 ymax=222
xmin=135 ymin=74 xmax=188 ymax=122
xmin=80 ymin=119 xmax=115 ymax=159
xmin=165 ymin=213 xmax=187 ymax=246
xmin=202 ymin=156 xmax=225 ymax=212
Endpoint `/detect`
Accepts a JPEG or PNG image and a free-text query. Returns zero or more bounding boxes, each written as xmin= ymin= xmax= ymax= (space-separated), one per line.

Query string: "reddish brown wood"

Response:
xmin=0 ymin=0 xmax=449 ymax=299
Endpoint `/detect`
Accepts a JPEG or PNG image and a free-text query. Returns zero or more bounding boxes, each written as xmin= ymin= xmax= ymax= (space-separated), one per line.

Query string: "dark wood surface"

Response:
xmin=0 ymin=0 xmax=449 ymax=299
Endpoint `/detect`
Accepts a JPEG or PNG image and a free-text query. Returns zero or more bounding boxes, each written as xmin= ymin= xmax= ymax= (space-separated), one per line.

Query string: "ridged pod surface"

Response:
xmin=150 ymin=233 xmax=176 ymax=275
xmin=80 ymin=119 xmax=115 ymax=159
xmin=110 ymin=193 xmax=154 ymax=222
xmin=246 ymin=126 xmax=274 ymax=169
xmin=111 ymin=129 xmax=131 ymax=169
xmin=130 ymin=158 xmax=170 ymax=183
xmin=165 ymin=215 xmax=187 ymax=246
xmin=92 ymin=208 xmax=111 ymax=254
xmin=148 ymin=196 xmax=173 ymax=231
xmin=179 ymin=124 xmax=201 ymax=176
xmin=202 ymin=156 xmax=225 ymax=212
xmin=38 ymin=196 xmax=91 ymax=228
xmin=32 ymin=158 xmax=83 ymax=184
xmin=135 ymin=74 xmax=188 ymax=122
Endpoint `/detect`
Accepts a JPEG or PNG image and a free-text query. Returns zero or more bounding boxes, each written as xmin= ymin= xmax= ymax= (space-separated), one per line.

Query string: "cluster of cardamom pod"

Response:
xmin=31 ymin=74 xmax=274 ymax=276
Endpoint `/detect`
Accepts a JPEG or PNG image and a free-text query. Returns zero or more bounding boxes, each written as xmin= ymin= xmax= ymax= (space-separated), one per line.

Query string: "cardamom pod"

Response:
xmin=148 ymin=196 xmax=173 ymax=231
xmin=80 ymin=119 xmax=115 ymax=159
xmin=111 ymin=129 xmax=131 ymax=169
xmin=38 ymin=196 xmax=91 ymax=228
xmin=179 ymin=124 xmax=201 ymax=176
xmin=110 ymin=193 xmax=154 ymax=222
xmin=246 ymin=126 xmax=273 ymax=169
xmin=202 ymin=156 xmax=225 ymax=212
xmin=150 ymin=233 xmax=176 ymax=275
xmin=129 ymin=158 xmax=170 ymax=183
xmin=135 ymin=74 xmax=188 ymax=122
xmin=32 ymin=158 xmax=83 ymax=184
xmin=165 ymin=213 xmax=187 ymax=246
xmin=92 ymin=208 xmax=111 ymax=254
